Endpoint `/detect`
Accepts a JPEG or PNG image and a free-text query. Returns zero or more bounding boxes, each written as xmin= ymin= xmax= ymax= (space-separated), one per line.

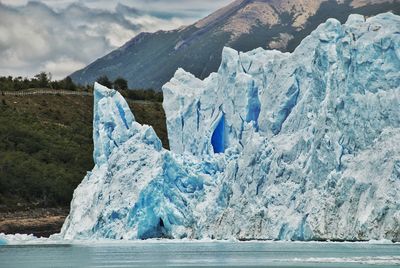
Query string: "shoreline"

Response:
xmin=0 ymin=208 xmax=398 ymax=243
xmin=1 ymin=236 xmax=398 ymax=246
xmin=0 ymin=208 xmax=68 ymax=238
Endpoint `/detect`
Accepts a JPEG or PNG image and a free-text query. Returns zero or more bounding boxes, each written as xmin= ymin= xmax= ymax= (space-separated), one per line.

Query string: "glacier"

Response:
xmin=60 ymin=13 xmax=400 ymax=242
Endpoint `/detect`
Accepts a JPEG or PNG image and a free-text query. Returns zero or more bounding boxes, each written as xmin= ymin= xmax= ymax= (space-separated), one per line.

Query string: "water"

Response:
xmin=0 ymin=241 xmax=399 ymax=268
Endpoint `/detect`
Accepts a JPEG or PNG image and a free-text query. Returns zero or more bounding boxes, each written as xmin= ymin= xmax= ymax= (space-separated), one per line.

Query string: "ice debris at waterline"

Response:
xmin=0 ymin=233 xmax=55 ymax=245
xmin=61 ymin=13 xmax=400 ymax=242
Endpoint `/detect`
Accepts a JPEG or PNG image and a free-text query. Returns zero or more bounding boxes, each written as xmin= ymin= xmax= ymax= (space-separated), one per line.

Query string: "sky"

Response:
xmin=0 ymin=0 xmax=232 ymax=79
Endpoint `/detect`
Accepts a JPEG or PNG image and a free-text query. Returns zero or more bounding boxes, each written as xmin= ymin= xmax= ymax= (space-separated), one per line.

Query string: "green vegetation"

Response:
xmin=0 ymin=75 xmax=168 ymax=212
xmin=95 ymin=75 xmax=163 ymax=102
xmin=0 ymin=94 xmax=93 ymax=210
xmin=0 ymin=73 xmax=163 ymax=102
xmin=113 ymin=77 xmax=128 ymax=91
xmin=96 ymin=75 xmax=113 ymax=89
xmin=0 ymin=72 xmax=82 ymax=92
xmin=123 ymin=89 xmax=163 ymax=102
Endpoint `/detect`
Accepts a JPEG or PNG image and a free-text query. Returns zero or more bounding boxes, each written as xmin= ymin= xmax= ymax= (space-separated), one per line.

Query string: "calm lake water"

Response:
xmin=0 ymin=241 xmax=399 ymax=268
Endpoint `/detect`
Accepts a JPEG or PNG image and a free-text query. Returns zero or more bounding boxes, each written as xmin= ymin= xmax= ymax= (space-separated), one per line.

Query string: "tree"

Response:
xmin=34 ymin=72 xmax=50 ymax=88
xmin=64 ymin=76 xmax=76 ymax=91
xmin=96 ymin=75 xmax=113 ymax=88
xmin=114 ymin=77 xmax=128 ymax=91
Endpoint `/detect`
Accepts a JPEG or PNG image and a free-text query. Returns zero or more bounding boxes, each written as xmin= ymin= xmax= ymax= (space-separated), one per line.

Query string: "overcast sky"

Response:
xmin=0 ymin=0 xmax=232 ymax=79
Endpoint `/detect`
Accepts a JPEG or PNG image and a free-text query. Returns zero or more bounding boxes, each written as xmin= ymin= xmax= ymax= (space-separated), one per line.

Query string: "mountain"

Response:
xmin=70 ymin=0 xmax=400 ymax=90
xmin=60 ymin=13 xmax=400 ymax=241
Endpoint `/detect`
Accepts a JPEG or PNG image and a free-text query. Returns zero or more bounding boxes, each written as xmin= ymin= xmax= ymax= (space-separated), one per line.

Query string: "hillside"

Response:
xmin=0 ymin=91 xmax=168 ymax=211
xmin=70 ymin=0 xmax=400 ymax=90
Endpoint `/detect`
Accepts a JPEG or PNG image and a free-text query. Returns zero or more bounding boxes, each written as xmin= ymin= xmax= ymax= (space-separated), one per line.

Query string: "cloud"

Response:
xmin=1 ymin=0 xmax=232 ymax=14
xmin=0 ymin=0 xmax=231 ymax=79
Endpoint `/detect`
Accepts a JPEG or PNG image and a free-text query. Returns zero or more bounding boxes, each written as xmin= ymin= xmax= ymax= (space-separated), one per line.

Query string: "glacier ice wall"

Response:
xmin=62 ymin=13 xmax=400 ymax=241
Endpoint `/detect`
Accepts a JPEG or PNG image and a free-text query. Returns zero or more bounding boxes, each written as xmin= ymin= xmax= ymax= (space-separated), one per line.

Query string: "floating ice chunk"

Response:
xmin=0 ymin=235 xmax=7 ymax=245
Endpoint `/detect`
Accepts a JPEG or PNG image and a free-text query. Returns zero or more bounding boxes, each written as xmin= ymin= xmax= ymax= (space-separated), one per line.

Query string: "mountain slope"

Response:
xmin=70 ymin=0 xmax=400 ymax=90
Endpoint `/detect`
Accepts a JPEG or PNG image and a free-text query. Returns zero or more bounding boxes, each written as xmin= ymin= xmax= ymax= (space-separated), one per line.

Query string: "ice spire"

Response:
xmin=93 ymin=82 xmax=136 ymax=166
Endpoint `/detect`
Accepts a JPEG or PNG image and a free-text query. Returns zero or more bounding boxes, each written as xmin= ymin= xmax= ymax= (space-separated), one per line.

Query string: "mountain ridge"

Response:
xmin=70 ymin=0 xmax=400 ymax=90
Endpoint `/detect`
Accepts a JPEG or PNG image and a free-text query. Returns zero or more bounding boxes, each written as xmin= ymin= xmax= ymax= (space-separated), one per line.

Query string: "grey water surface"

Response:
xmin=1 ymin=241 xmax=399 ymax=268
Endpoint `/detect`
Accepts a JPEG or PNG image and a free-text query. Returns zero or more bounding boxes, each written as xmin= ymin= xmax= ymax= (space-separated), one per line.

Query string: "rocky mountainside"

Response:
xmin=70 ymin=0 xmax=400 ymax=90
